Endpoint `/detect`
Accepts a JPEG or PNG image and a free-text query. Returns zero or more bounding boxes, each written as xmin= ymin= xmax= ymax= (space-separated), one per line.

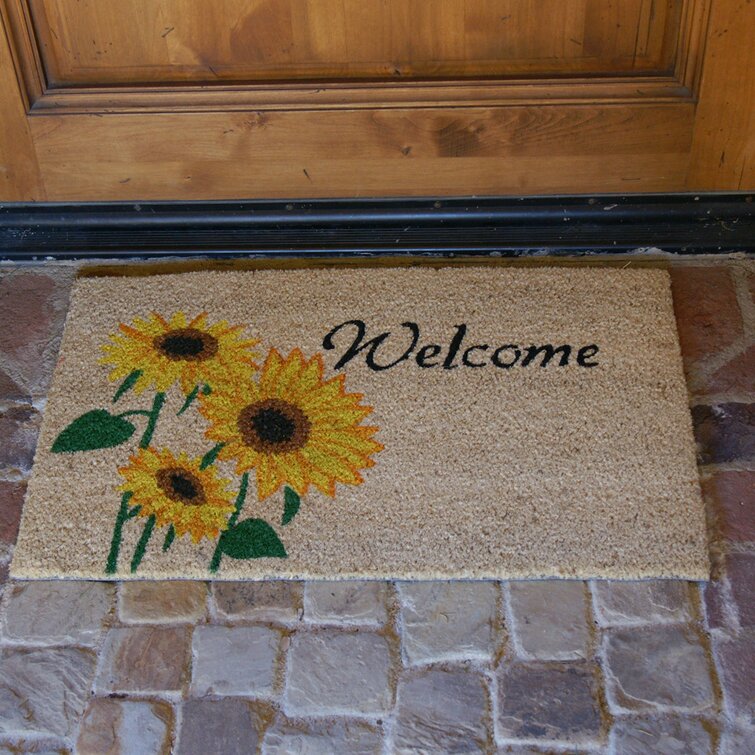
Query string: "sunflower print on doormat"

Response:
xmin=199 ymin=347 xmax=384 ymax=500
xmin=100 ymin=311 xmax=261 ymax=398
xmin=50 ymin=311 xmax=383 ymax=575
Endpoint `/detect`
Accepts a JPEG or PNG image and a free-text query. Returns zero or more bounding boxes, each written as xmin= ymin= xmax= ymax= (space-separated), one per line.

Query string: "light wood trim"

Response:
xmin=1 ymin=0 xmax=44 ymax=108
xmin=0 ymin=2 xmax=43 ymax=200
xmin=29 ymin=103 xmax=694 ymax=200
xmin=27 ymin=76 xmax=694 ymax=115
xmin=674 ymin=0 xmax=712 ymax=94
xmin=688 ymin=0 xmax=754 ymax=189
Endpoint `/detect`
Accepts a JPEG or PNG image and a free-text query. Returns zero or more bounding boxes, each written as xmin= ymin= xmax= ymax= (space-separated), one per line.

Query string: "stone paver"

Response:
xmin=397 ymin=581 xmax=498 ymax=664
xmin=692 ymin=403 xmax=755 ymax=465
xmin=704 ymin=554 xmax=755 ymax=632
xmin=96 ymin=626 xmax=191 ymax=693
xmin=176 ymin=699 xmax=271 ymax=755
xmin=0 ymin=368 xmax=25 ymax=401
xmin=212 ymin=581 xmax=302 ymax=622
xmin=0 ymin=269 xmax=73 ymax=398
xmin=0 ymin=739 xmax=71 ymax=754
xmin=591 ymin=580 xmax=693 ymax=626
xmin=670 ymin=267 xmax=742 ymax=368
xmin=496 ymin=663 xmax=603 ymax=746
xmin=0 ymin=647 xmax=97 ymax=737
xmin=609 ymin=716 xmax=714 ymax=755
xmin=191 ymin=625 xmax=280 ymax=697
xmin=119 ymin=581 xmax=207 ymax=623
xmin=702 ymin=471 xmax=755 ymax=543
xmin=603 ymin=625 xmax=715 ymax=712
xmin=0 ymin=561 xmax=8 ymax=598
xmin=76 ymin=698 xmax=173 ymax=755
xmin=719 ymin=554 xmax=755 ymax=628
xmin=707 ymin=344 xmax=755 ymax=394
xmin=284 ymin=630 xmax=392 ymax=715
xmin=0 ymin=404 xmax=41 ymax=478
xmin=703 ymin=576 xmax=737 ymax=632
xmin=304 ymin=580 xmax=389 ymax=625
xmin=507 ymin=581 xmax=591 ymax=660
xmin=720 ymin=723 xmax=755 ymax=755
xmin=0 ymin=482 xmax=24 ymax=548
xmin=262 ymin=716 xmax=383 ymax=754
xmin=393 ymin=668 xmax=489 ymax=753
xmin=1 ymin=581 xmax=113 ymax=645
xmin=713 ymin=631 xmax=755 ymax=721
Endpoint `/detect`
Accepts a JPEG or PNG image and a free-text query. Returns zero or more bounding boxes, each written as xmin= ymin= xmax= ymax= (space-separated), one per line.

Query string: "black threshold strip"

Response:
xmin=0 ymin=193 xmax=753 ymax=261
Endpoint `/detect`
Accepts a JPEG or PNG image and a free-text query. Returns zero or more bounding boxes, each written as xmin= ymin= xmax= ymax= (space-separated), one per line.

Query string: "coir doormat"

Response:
xmin=12 ymin=266 xmax=708 ymax=580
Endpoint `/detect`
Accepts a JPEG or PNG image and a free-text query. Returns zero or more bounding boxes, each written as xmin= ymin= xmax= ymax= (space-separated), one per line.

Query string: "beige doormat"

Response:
xmin=12 ymin=266 xmax=708 ymax=580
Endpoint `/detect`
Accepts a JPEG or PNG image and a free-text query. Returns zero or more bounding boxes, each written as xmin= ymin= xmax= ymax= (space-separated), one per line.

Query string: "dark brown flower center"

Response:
xmin=156 ymin=467 xmax=206 ymax=506
xmin=237 ymin=398 xmax=311 ymax=453
xmin=154 ymin=328 xmax=218 ymax=362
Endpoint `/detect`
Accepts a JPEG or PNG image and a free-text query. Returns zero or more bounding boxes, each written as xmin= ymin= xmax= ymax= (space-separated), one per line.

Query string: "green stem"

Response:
xmin=200 ymin=442 xmax=225 ymax=470
xmin=139 ymin=392 xmax=166 ymax=449
xmin=131 ymin=514 xmax=156 ymax=573
xmin=106 ymin=491 xmax=132 ymax=574
xmin=105 ymin=392 xmax=165 ymax=576
xmin=162 ymin=524 xmax=176 ymax=552
xmin=209 ymin=472 xmax=248 ymax=573
xmin=177 ymin=385 xmax=201 ymax=416
xmin=113 ymin=369 xmax=143 ymax=403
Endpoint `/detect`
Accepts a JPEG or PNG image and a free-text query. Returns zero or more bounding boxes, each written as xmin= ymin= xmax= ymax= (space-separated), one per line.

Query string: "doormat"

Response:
xmin=12 ymin=266 xmax=709 ymax=580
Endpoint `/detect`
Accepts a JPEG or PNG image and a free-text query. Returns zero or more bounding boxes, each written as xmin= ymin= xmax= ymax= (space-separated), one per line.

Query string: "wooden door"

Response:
xmin=1 ymin=0 xmax=752 ymax=201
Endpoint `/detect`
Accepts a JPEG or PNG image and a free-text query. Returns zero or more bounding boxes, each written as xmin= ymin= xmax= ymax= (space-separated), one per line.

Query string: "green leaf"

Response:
xmin=177 ymin=385 xmax=200 ymax=416
xmin=282 ymin=486 xmax=301 ymax=526
xmin=200 ymin=442 xmax=224 ymax=470
xmin=219 ymin=518 xmax=287 ymax=560
xmin=51 ymin=410 xmax=136 ymax=453
xmin=112 ymin=370 xmax=142 ymax=403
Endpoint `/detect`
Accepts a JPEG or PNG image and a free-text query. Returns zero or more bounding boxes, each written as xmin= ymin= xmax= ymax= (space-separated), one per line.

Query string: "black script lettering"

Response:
xmin=462 ymin=344 xmax=489 ymax=367
xmin=416 ymin=344 xmax=442 ymax=368
xmin=443 ymin=324 xmax=467 ymax=369
xmin=322 ymin=319 xmax=420 ymax=371
xmin=577 ymin=344 xmax=600 ymax=367
xmin=521 ymin=344 xmax=571 ymax=367
xmin=492 ymin=345 xmax=521 ymax=368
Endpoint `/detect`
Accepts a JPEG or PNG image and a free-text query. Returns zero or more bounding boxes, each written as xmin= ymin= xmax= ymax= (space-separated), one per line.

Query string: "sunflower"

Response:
xmin=118 ymin=447 xmax=236 ymax=542
xmin=199 ymin=348 xmax=383 ymax=500
xmin=100 ymin=312 xmax=260 ymax=395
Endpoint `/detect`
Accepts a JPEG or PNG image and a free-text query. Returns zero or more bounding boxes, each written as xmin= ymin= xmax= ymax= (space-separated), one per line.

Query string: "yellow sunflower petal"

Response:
xmin=188 ymin=312 xmax=208 ymax=328
xmin=256 ymin=454 xmax=285 ymax=500
xmin=275 ymin=452 xmax=309 ymax=495
xmin=301 ymin=445 xmax=364 ymax=486
xmin=259 ymin=348 xmax=286 ymax=394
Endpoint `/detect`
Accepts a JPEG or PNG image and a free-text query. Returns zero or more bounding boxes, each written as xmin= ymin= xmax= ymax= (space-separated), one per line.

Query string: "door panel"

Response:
xmin=29 ymin=0 xmax=680 ymax=84
xmin=28 ymin=104 xmax=694 ymax=198
xmin=0 ymin=0 xmax=751 ymax=200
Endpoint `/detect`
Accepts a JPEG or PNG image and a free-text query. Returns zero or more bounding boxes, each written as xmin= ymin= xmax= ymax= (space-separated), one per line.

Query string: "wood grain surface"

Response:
xmin=0 ymin=0 xmax=750 ymax=199
xmin=30 ymin=0 xmax=679 ymax=85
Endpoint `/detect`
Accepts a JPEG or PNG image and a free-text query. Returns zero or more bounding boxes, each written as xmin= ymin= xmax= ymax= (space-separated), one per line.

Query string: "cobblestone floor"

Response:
xmin=0 ymin=258 xmax=752 ymax=754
